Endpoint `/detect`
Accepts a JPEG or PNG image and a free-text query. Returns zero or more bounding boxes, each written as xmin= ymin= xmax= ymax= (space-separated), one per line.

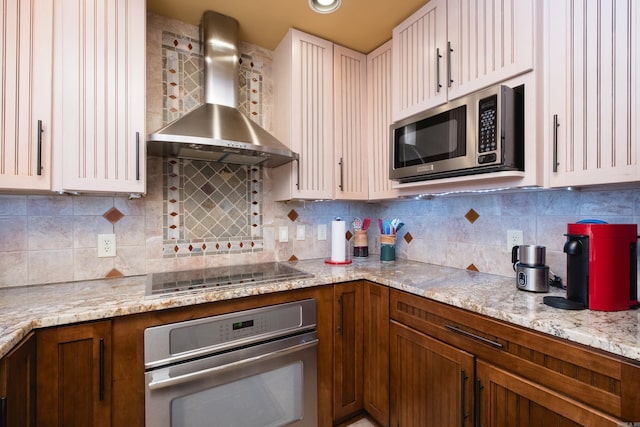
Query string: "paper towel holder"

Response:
xmin=325 ymin=217 xmax=352 ymax=265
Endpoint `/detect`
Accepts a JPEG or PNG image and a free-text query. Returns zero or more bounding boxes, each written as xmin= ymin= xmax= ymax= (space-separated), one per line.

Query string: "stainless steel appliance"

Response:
xmin=145 ymin=262 xmax=313 ymax=296
xmin=144 ymin=299 xmax=318 ymax=427
xmin=390 ymin=84 xmax=524 ymax=183
xmin=147 ymin=11 xmax=298 ymax=167
xmin=512 ymin=245 xmax=549 ymax=292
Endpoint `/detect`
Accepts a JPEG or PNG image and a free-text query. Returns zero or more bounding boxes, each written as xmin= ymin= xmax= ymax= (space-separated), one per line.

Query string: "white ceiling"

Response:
xmin=146 ymin=0 xmax=429 ymax=54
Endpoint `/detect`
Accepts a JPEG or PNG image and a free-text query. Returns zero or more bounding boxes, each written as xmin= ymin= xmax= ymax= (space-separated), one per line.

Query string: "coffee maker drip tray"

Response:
xmin=543 ymin=296 xmax=586 ymax=310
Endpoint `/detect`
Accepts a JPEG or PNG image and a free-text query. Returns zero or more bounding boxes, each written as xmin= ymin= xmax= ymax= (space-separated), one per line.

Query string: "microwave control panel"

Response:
xmin=477 ymin=94 xmax=498 ymax=164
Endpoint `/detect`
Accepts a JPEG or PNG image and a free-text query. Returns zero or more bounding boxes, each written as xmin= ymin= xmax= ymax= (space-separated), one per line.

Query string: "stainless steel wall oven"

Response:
xmin=144 ymin=299 xmax=318 ymax=427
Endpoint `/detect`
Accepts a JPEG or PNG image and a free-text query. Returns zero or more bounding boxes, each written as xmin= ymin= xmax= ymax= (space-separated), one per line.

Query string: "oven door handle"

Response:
xmin=147 ymin=338 xmax=318 ymax=391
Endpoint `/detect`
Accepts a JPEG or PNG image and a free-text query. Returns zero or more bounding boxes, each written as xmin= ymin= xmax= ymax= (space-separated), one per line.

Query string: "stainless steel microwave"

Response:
xmin=390 ymin=84 xmax=524 ymax=183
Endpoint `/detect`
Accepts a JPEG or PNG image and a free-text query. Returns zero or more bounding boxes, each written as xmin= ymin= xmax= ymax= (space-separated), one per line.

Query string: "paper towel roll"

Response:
xmin=331 ymin=220 xmax=346 ymax=262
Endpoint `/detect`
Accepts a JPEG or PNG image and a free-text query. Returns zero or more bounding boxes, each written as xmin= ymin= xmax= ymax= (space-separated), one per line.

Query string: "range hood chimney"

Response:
xmin=147 ymin=11 xmax=297 ymax=168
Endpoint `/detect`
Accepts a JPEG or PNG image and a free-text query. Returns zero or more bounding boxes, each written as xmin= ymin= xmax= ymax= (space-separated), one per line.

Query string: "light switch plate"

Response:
xmin=278 ymin=226 xmax=289 ymax=243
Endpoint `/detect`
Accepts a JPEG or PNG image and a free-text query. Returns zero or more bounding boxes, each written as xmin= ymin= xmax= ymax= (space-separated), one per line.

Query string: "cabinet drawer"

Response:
xmin=390 ymin=289 xmax=640 ymax=421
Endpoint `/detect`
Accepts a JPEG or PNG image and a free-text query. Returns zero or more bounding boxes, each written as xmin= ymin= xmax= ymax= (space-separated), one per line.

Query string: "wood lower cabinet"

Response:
xmin=363 ymin=282 xmax=390 ymax=426
xmin=390 ymin=289 xmax=640 ymax=425
xmin=390 ymin=321 xmax=474 ymax=427
xmin=36 ymin=321 xmax=112 ymax=427
xmin=0 ymin=333 xmax=36 ymax=427
xmin=333 ymin=281 xmax=364 ymax=422
xmin=476 ymin=360 xmax=629 ymax=427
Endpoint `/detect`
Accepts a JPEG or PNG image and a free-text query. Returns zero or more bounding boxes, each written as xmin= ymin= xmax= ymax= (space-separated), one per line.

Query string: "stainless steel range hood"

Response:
xmin=147 ymin=11 xmax=297 ymax=168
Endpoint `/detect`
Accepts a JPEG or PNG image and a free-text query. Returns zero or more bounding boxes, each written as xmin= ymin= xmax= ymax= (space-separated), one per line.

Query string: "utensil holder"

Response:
xmin=354 ymin=230 xmax=368 ymax=257
xmin=380 ymin=234 xmax=396 ymax=261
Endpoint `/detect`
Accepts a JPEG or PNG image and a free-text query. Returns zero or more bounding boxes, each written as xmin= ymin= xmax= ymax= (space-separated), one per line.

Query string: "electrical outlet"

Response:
xmin=278 ymin=226 xmax=289 ymax=243
xmin=506 ymin=230 xmax=523 ymax=251
xmin=296 ymin=225 xmax=306 ymax=241
xmin=317 ymin=224 xmax=327 ymax=241
xmin=98 ymin=234 xmax=116 ymax=258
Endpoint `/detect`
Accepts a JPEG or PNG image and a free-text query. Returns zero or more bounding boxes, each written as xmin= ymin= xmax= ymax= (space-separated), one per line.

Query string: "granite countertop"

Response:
xmin=1 ymin=258 xmax=639 ymax=363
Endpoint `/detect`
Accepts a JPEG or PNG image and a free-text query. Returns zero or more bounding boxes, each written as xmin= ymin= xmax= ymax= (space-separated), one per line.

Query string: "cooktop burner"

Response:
xmin=146 ymin=262 xmax=314 ymax=296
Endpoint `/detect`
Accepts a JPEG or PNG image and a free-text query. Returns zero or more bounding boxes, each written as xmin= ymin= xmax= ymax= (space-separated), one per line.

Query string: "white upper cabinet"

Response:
xmin=392 ymin=0 xmax=447 ymax=121
xmin=0 ymin=0 xmax=53 ymax=190
xmin=272 ymin=29 xmax=335 ymax=200
xmin=52 ymin=0 xmax=146 ymax=194
xmin=447 ymin=0 xmax=534 ymax=100
xmin=392 ymin=0 xmax=534 ymax=122
xmin=334 ymin=46 xmax=368 ymax=200
xmin=367 ymin=41 xmax=397 ymax=200
xmin=547 ymin=0 xmax=639 ymax=187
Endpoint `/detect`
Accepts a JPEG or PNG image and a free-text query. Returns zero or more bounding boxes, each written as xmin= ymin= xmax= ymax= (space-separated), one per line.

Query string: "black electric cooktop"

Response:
xmin=146 ymin=262 xmax=314 ymax=296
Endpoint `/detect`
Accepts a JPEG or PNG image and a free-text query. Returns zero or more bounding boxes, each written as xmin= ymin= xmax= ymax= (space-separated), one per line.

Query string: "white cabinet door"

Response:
xmin=447 ymin=0 xmax=534 ymax=101
xmin=272 ymin=29 xmax=334 ymax=200
xmin=392 ymin=0 xmax=534 ymax=122
xmin=548 ymin=0 xmax=639 ymax=187
xmin=391 ymin=0 xmax=447 ymax=122
xmin=0 ymin=0 xmax=52 ymax=190
xmin=334 ymin=46 xmax=368 ymax=200
xmin=367 ymin=41 xmax=397 ymax=200
xmin=53 ymin=0 xmax=146 ymax=194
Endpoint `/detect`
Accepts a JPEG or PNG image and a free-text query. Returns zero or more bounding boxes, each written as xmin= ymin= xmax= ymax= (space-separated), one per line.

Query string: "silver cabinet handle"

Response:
xmin=436 ymin=47 xmax=443 ymax=93
xmin=295 ymin=158 xmax=300 ymax=190
xmin=37 ymin=120 xmax=43 ymax=176
xmin=445 ymin=324 xmax=503 ymax=348
xmin=338 ymin=157 xmax=344 ymax=191
xmin=552 ymin=114 xmax=560 ymax=173
xmin=447 ymin=41 xmax=453 ymax=87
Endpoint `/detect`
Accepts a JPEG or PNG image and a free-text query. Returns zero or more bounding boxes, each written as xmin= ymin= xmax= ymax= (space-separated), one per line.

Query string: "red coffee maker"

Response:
xmin=544 ymin=222 xmax=638 ymax=311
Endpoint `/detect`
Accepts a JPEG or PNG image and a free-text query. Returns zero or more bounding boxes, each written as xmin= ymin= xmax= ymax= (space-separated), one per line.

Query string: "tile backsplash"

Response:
xmin=1 ymin=13 xmax=640 ymax=290
xmin=162 ymin=159 xmax=264 ymax=257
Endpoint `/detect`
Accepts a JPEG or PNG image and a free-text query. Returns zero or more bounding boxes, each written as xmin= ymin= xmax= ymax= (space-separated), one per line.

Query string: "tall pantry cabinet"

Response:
xmin=0 ymin=0 xmax=53 ymax=190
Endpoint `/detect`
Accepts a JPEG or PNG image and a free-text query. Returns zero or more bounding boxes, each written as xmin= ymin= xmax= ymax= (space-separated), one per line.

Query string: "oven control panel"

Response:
xmin=144 ymin=299 xmax=316 ymax=368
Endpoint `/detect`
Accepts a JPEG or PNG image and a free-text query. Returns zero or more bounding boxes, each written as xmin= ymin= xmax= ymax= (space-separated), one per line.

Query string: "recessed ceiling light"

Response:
xmin=309 ymin=0 xmax=341 ymax=14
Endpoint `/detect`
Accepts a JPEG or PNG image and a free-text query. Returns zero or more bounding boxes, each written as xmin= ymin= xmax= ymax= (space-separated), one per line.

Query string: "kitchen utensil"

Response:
xmin=362 ymin=217 xmax=371 ymax=231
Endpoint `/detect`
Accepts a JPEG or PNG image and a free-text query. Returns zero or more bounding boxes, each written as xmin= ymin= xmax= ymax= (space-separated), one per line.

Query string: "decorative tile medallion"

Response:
xmin=403 ymin=232 xmax=413 ymax=244
xmin=466 ymin=264 xmax=479 ymax=272
xmin=162 ymin=159 xmax=263 ymax=257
